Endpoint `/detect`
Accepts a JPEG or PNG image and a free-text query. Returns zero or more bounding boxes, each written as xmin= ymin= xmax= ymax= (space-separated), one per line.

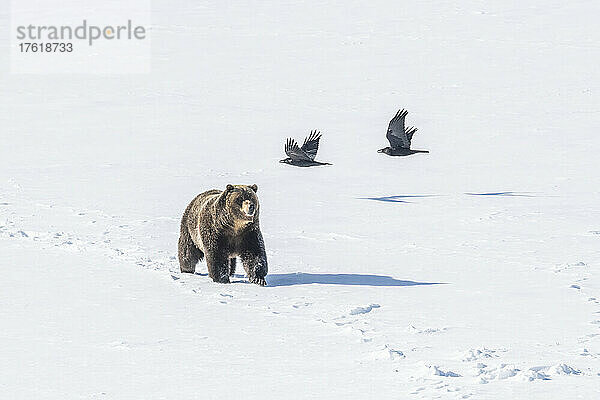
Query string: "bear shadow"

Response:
xmin=264 ymin=273 xmax=443 ymax=287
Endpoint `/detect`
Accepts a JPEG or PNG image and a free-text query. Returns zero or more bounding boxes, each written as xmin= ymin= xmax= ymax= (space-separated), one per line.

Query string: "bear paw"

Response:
xmin=212 ymin=275 xmax=231 ymax=284
xmin=250 ymin=276 xmax=266 ymax=286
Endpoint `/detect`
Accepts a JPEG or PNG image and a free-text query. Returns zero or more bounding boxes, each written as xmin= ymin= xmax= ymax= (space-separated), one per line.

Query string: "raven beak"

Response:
xmin=279 ymin=159 xmax=286 ymax=163
xmin=377 ymin=149 xmax=384 ymax=153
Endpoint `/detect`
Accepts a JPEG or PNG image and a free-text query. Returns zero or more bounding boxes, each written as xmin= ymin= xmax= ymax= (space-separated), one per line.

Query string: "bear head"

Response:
xmin=219 ymin=184 xmax=260 ymax=228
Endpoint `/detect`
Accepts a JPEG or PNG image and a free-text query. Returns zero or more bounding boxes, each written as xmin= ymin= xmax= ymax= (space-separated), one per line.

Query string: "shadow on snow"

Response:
xmin=358 ymin=194 xmax=438 ymax=203
xmin=265 ymin=273 xmax=444 ymax=287
xmin=465 ymin=191 xmax=536 ymax=197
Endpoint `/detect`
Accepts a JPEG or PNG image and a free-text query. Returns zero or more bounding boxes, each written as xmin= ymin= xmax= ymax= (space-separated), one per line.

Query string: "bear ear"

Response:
xmin=226 ymin=184 xmax=234 ymax=192
xmin=249 ymin=184 xmax=258 ymax=193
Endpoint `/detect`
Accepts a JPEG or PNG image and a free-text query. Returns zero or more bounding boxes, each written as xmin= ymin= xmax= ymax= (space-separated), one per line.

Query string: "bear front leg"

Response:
xmin=240 ymin=251 xmax=268 ymax=286
xmin=229 ymin=258 xmax=237 ymax=276
xmin=205 ymin=250 xmax=230 ymax=284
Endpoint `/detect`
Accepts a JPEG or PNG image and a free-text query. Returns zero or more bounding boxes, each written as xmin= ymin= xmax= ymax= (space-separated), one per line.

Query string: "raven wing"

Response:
xmin=386 ymin=109 xmax=410 ymax=149
xmin=285 ymin=138 xmax=313 ymax=162
xmin=404 ymin=126 xmax=418 ymax=143
xmin=300 ymin=130 xmax=321 ymax=161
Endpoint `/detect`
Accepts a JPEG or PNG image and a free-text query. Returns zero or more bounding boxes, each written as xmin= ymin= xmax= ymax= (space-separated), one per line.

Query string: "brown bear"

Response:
xmin=178 ymin=184 xmax=268 ymax=286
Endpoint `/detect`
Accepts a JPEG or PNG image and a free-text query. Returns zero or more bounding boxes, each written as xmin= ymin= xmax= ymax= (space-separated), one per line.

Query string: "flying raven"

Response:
xmin=280 ymin=130 xmax=332 ymax=167
xmin=378 ymin=109 xmax=429 ymax=156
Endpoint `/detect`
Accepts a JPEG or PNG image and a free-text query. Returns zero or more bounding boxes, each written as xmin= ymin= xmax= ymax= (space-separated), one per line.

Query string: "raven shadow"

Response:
xmin=359 ymin=194 xmax=438 ymax=203
xmin=465 ymin=192 xmax=536 ymax=197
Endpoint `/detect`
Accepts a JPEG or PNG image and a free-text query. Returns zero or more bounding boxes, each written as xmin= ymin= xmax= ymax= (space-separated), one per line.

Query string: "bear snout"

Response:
xmin=242 ymin=200 xmax=256 ymax=217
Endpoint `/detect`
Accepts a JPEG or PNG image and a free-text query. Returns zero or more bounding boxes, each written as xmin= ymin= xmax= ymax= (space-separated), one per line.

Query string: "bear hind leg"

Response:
xmin=178 ymin=228 xmax=204 ymax=274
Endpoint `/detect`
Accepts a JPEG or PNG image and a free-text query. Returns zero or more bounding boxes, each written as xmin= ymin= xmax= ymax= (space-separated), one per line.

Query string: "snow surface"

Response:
xmin=1 ymin=0 xmax=600 ymax=398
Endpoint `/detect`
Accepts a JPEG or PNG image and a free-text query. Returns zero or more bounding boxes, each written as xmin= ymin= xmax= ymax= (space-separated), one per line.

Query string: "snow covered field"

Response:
xmin=1 ymin=1 xmax=600 ymax=398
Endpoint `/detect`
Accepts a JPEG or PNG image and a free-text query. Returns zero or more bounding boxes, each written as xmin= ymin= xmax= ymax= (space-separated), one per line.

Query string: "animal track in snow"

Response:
xmin=0 ymin=203 xmax=179 ymax=276
xmin=418 ymin=363 xmax=461 ymax=378
xmin=292 ymin=302 xmax=312 ymax=309
xmin=579 ymin=348 xmax=599 ymax=358
xmin=369 ymin=345 xmax=405 ymax=361
xmin=553 ymin=261 xmax=587 ymax=273
xmin=544 ymin=260 xmax=599 ymax=350
xmin=473 ymin=362 xmax=581 ymax=384
xmin=462 ymin=348 xmax=501 ymax=362
xmin=294 ymin=231 xmax=363 ymax=243
xmin=349 ymin=303 xmax=380 ymax=315
xmin=406 ymin=325 xmax=448 ymax=335
xmin=408 ymin=383 xmax=465 ymax=398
